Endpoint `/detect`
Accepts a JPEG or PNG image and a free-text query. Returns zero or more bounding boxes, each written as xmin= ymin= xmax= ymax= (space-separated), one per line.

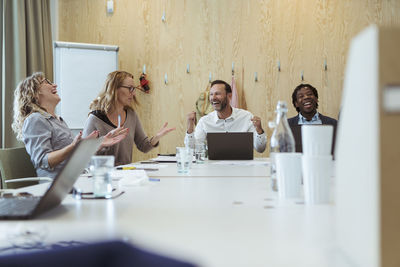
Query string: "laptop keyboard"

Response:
xmin=0 ymin=197 xmax=41 ymax=216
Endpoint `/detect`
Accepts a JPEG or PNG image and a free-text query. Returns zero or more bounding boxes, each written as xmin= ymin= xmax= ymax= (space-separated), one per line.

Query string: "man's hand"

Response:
xmin=187 ymin=111 xmax=196 ymax=134
xmin=251 ymin=116 xmax=264 ymax=135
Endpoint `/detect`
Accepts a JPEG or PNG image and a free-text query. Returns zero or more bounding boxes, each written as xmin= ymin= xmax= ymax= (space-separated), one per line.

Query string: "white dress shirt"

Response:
xmin=184 ymin=108 xmax=267 ymax=153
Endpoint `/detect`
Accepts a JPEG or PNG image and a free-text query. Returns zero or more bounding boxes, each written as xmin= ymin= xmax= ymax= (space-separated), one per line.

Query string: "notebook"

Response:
xmin=0 ymin=138 xmax=102 ymax=220
xmin=207 ymin=132 xmax=253 ymax=160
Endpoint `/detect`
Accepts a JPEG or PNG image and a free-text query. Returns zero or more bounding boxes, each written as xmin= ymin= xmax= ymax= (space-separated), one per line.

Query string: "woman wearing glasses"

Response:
xmin=12 ymin=72 xmax=128 ymax=179
xmin=82 ymin=70 xmax=175 ymax=165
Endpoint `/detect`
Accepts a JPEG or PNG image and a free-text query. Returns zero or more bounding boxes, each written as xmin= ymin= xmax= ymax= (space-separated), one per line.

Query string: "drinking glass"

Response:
xmin=90 ymin=155 xmax=114 ymax=198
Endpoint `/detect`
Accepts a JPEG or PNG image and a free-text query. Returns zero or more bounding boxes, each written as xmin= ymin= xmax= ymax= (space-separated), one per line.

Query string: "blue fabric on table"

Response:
xmin=0 ymin=240 xmax=196 ymax=267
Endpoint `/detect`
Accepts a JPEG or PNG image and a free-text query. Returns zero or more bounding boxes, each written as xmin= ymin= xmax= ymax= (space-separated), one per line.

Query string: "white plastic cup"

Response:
xmin=176 ymin=147 xmax=191 ymax=174
xmin=90 ymin=155 xmax=114 ymax=198
xmin=275 ymin=153 xmax=302 ymax=199
xmin=301 ymin=125 xmax=333 ymax=156
xmin=302 ymin=155 xmax=333 ymax=204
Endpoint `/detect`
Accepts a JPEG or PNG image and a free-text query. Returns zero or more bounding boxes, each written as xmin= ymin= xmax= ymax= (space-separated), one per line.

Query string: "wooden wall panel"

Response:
xmin=58 ymin=0 xmax=400 ymax=162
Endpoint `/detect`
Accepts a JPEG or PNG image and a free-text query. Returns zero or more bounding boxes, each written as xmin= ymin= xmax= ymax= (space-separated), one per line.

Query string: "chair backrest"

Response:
xmin=0 ymin=147 xmax=37 ymax=189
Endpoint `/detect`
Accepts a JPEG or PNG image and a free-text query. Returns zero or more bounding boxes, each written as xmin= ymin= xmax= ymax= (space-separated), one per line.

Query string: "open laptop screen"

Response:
xmin=207 ymin=132 xmax=253 ymax=160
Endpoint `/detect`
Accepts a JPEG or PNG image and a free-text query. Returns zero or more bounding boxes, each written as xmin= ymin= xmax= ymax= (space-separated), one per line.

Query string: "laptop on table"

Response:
xmin=0 ymin=138 xmax=102 ymax=220
xmin=207 ymin=132 xmax=253 ymax=160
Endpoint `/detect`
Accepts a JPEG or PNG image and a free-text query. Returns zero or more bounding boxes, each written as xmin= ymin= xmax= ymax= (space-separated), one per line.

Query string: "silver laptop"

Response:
xmin=207 ymin=132 xmax=253 ymax=160
xmin=0 ymin=138 xmax=102 ymax=220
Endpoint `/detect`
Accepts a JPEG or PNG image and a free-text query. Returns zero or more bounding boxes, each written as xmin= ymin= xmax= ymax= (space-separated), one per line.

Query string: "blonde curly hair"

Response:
xmin=89 ymin=70 xmax=138 ymax=113
xmin=12 ymin=72 xmax=48 ymax=141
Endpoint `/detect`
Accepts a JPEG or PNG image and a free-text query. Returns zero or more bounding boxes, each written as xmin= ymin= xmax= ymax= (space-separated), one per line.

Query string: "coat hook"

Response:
xmin=277 ymin=60 xmax=281 ymax=72
xmin=161 ymin=11 xmax=166 ymax=22
xmin=232 ymin=62 xmax=235 ymax=76
xmin=164 ymin=73 xmax=168 ymax=84
xmin=143 ymin=64 xmax=146 ymax=74
xmin=254 ymin=72 xmax=258 ymax=82
xmin=301 ymin=70 xmax=304 ymax=81
xmin=324 ymin=59 xmax=327 ymax=71
xmin=209 ymin=72 xmax=212 ymax=83
xmin=186 ymin=64 xmax=190 ymax=73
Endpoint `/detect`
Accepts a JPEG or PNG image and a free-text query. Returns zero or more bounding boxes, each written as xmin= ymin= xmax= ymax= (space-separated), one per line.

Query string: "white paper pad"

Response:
xmin=110 ymin=170 xmax=150 ymax=186
xmin=151 ymin=156 xmax=177 ymax=162
xmin=211 ymin=160 xmax=269 ymax=166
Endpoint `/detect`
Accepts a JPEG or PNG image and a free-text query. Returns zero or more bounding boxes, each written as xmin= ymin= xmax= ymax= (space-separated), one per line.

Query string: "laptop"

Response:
xmin=207 ymin=132 xmax=253 ymax=160
xmin=289 ymin=124 xmax=337 ymax=155
xmin=0 ymin=138 xmax=102 ymax=220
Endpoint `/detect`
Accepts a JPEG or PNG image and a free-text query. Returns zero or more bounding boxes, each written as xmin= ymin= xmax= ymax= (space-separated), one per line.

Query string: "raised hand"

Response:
xmin=187 ymin=111 xmax=196 ymax=134
xmin=151 ymin=122 xmax=176 ymax=146
xmin=251 ymin=116 xmax=264 ymax=134
xmin=100 ymin=127 xmax=129 ymax=148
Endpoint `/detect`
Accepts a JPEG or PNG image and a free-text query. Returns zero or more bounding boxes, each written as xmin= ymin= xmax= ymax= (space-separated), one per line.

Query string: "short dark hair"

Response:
xmin=291 ymin=83 xmax=319 ymax=112
xmin=211 ymin=80 xmax=232 ymax=93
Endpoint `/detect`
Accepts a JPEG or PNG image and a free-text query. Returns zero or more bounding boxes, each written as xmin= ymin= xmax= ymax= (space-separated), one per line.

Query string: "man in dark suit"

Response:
xmin=288 ymin=84 xmax=337 ymax=155
xmin=288 ymin=84 xmax=337 ymax=127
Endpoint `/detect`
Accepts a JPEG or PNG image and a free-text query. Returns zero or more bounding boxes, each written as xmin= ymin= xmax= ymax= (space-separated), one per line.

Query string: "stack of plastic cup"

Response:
xmin=275 ymin=152 xmax=302 ymax=199
xmin=301 ymin=125 xmax=333 ymax=204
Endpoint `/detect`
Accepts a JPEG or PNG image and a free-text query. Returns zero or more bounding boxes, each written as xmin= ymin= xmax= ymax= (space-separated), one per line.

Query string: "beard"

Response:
xmin=213 ymin=96 xmax=229 ymax=111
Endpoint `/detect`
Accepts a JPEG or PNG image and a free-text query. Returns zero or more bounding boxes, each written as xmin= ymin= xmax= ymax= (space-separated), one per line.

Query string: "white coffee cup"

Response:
xmin=302 ymin=154 xmax=333 ymax=204
xmin=275 ymin=153 xmax=302 ymax=199
xmin=301 ymin=125 xmax=333 ymax=156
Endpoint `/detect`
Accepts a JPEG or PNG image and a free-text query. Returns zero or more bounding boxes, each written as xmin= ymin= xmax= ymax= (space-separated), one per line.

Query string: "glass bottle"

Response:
xmin=269 ymin=101 xmax=295 ymax=191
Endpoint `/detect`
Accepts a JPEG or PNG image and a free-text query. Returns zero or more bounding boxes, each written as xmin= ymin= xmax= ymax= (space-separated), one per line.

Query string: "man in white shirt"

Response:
xmin=185 ymin=80 xmax=267 ymax=153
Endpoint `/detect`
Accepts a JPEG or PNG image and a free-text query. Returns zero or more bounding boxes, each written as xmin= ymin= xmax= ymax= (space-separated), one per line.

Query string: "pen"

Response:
xmin=116 ymin=166 xmax=135 ymax=170
xmin=140 ymin=161 xmax=158 ymax=164
xmin=116 ymin=167 xmax=159 ymax=171
xmin=118 ymin=115 xmax=121 ymax=128
xmin=149 ymin=178 xmax=160 ymax=182
xmin=157 ymin=153 xmax=176 ymax=156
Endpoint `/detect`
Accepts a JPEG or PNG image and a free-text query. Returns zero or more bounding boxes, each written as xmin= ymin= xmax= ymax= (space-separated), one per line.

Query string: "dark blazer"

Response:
xmin=287 ymin=113 xmax=337 ymax=127
xmin=287 ymin=113 xmax=338 ymax=156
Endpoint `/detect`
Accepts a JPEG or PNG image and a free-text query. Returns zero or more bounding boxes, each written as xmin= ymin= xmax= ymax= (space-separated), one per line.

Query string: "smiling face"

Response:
xmin=209 ymin=83 xmax=231 ymax=112
xmin=294 ymin=86 xmax=318 ymax=116
xmin=116 ymin=77 xmax=136 ymax=107
xmin=37 ymin=78 xmax=60 ymax=107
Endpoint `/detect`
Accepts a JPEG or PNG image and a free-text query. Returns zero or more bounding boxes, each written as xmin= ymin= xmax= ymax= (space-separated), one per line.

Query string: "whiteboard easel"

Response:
xmin=53 ymin=41 xmax=119 ymax=129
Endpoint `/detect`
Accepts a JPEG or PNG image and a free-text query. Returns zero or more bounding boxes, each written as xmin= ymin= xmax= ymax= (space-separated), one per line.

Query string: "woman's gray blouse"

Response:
xmin=23 ymin=112 xmax=74 ymax=179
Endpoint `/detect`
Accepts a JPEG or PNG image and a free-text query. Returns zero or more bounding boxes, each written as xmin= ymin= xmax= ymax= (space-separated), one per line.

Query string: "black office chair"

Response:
xmin=0 ymin=240 xmax=197 ymax=267
xmin=0 ymin=147 xmax=38 ymax=189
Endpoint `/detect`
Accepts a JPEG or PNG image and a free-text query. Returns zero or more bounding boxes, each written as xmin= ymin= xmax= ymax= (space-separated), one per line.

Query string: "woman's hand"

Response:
xmin=100 ymin=127 xmax=129 ymax=148
xmin=71 ymin=131 xmax=83 ymax=146
xmin=151 ymin=122 xmax=176 ymax=146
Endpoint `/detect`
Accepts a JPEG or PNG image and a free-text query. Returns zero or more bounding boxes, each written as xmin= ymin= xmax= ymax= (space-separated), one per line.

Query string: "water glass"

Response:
xmin=195 ymin=142 xmax=206 ymax=163
xmin=176 ymin=147 xmax=190 ymax=174
xmin=90 ymin=155 xmax=114 ymax=198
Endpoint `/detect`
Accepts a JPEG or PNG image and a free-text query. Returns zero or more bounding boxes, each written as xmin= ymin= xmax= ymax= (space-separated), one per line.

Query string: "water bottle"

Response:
xmin=269 ymin=101 xmax=295 ymax=191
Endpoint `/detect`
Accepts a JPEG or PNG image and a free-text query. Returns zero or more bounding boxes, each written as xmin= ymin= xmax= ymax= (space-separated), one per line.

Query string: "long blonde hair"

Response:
xmin=89 ymin=70 xmax=138 ymax=113
xmin=12 ymin=72 xmax=48 ymax=141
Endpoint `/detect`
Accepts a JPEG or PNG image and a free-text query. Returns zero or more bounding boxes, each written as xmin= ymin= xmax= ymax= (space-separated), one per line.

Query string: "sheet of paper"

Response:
xmin=211 ymin=160 xmax=269 ymax=166
xmin=110 ymin=170 xmax=149 ymax=187
xmin=117 ymin=163 xmax=168 ymax=170
xmin=151 ymin=156 xmax=177 ymax=162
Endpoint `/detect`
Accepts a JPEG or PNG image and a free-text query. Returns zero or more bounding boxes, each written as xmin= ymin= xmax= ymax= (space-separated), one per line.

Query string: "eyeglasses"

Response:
xmin=120 ymin=85 xmax=139 ymax=93
xmin=41 ymin=78 xmax=53 ymax=85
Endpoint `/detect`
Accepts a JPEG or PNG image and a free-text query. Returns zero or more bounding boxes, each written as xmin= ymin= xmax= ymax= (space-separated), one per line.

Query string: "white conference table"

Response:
xmin=0 ymin=159 xmax=346 ymax=267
